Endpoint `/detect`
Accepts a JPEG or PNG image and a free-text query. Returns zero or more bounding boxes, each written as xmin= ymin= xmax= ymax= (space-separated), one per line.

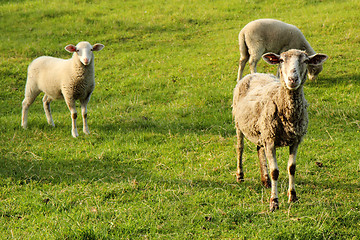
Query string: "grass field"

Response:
xmin=0 ymin=0 xmax=359 ymax=239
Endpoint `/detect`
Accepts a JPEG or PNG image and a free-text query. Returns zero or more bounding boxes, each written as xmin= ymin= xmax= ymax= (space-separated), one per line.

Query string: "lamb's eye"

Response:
xmin=279 ymin=59 xmax=284 ymax=63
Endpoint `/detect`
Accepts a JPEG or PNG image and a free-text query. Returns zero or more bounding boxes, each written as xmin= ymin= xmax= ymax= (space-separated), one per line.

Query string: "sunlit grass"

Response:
xmin=0 ymin=0 xmax=359 ymax=239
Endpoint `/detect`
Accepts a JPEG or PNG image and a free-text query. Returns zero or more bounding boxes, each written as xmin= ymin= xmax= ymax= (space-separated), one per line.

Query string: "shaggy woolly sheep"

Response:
xmin=237 ymin=19 xmax=324 ymax=81
xmin=21 ymin=41 xmax=104 ymax=138
xmin=232 ymin=49 xmax=327 ymax=211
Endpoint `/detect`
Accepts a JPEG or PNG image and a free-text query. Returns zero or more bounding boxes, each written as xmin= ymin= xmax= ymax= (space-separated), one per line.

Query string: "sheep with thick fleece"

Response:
xmin=21 ymin=41 xmax=104 ymax=137
xmin=237 ymin=19 xmax=324 ymax=81
xmin=232 ymin=49 xmax=327 ymax=211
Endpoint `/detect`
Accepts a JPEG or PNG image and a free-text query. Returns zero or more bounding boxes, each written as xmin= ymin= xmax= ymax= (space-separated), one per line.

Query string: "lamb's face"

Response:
xmin=65 ymin=42 xmax=104 ymax=66
xmin=75 ymin=42 xmax=94 ymax=66
xmin=278 ymin=50 xmax=309 ymax=90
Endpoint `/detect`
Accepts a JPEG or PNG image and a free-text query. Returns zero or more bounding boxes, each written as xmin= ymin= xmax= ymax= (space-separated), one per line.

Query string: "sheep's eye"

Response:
xmin=279 ymin=59 xmax=284 ymax=63
xmin=76 ymin=49 xmax=79 ymax=52
xmin=90 ymin=49 xmax=93 ymax=51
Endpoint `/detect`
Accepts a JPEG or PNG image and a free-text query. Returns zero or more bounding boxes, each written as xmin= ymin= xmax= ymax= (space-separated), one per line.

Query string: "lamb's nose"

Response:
xmin=83 ymin=58 xmax=89 ymax=65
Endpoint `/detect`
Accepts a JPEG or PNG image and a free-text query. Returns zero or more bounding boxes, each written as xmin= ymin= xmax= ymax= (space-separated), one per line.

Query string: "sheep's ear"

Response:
xmin=92 ymin=43 xmax=104 ymax=52
xmin=308 ymin=54 xmax=328 ymax=65
xmin=262 ymin=53 xmax=281 ymax=65
xmin=65 ymin=44 xmax=77 ymax=53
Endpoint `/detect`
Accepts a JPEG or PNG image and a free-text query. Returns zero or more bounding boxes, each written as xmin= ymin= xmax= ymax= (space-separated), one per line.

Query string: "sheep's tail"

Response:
xmin=237 ymin=31 xmax=250 ymax=81
xmin=239 ymin=31 xmax=249 ymax=58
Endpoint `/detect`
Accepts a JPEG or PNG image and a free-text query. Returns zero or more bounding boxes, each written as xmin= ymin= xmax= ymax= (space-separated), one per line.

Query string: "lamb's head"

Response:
xmin=65 ymin=41 xmax=104 ymax=66
xmin=263 ymin=49 xmax=328 ymax=90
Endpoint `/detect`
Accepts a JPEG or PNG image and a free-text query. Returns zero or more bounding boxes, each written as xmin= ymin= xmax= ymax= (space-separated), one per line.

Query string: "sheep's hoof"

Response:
xmin=288 ymin=190 xmax=298 ymax=203
xmin=270 ymin=198 xmax=279 ymax=212
xmin=236 ymin=172 xmax=244 ymax=183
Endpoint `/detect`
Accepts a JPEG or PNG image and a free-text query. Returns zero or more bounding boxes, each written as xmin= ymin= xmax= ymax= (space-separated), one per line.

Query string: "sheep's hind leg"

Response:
xmin=80 ymin=97 xmax=91 ymax=135
xmin=288 ymin=143 xmax=299 ymax=203
xmin=265 ymin=142 xmax=279 ymax=211
xmin=257 ymin=146 xmax=271 ymax=188
xmin=236 ymin=127 xmax=245 ymax=182
xmin=237 ymin=53 xmax=249 ymax=81
xmin=248 ymin=48 xmax=264 ymax=74
xmin=21 ymin=88 xmax=41 ymax=129
xmin=43 ymin=94 xmax=55 ymax=127
xmin=65 ymin=98 xmax=79 ymax=138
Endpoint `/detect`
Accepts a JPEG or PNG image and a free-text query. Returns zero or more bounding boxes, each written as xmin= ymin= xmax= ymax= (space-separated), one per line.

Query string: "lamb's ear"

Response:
xmin=65 ymin=44 xmax=77 ymax=53
xmin=262 ymin=53 xmax=281 ymax=65
xmin=92 ymin=43 xmax=104 ymax=52
xmin=308 ymin=54 xmax=328 ymax=65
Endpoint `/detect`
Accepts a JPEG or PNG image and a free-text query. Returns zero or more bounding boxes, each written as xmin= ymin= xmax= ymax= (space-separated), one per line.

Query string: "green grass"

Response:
xmin=1 ymin=0 xmax=359 ymax=239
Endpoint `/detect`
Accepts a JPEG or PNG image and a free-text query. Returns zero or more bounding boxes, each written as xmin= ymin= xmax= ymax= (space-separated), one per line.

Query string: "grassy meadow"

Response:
xmin=0 ymin=0 xmax=359 ymax=239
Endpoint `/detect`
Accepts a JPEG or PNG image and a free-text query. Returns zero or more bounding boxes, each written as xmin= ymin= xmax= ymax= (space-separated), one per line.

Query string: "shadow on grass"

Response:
xmin=307 ymin=74 xmax=360 ymax=88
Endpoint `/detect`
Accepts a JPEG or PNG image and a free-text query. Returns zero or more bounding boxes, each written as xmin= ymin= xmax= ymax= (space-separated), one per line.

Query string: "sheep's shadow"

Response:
xmin=306 ymin=74 xmax=360 ymax=87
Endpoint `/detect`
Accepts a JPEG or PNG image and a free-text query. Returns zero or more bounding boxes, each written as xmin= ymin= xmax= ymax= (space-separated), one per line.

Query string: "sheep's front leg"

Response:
xmin=43 ymin=94 xmax=55 ymax=127
xmin=257 ymin=146 xmax=271 ymax=188
xmin=236 ymin=127 xmax=244 ymax=182
xmin=288 ymin=143 xmax=299 ymax=203
xmin=265 ymin=142 xmax=279 ymax=211
xmin=65 ymin=98 xmax=79 ymax=138
xmin=80 ymin=97 xmax=91 ymax=135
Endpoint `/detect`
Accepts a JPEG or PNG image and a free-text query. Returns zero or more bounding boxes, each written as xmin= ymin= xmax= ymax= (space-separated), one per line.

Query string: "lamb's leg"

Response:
xmin=42 ymin=94 xmax=55 ymax=127
xmin=265 ymin=142 xmax=279 ymax=211
xmin=236 ymin=127 xmax=245 ymax=182
xmin=248 ymin=48 xmax=264 ymax=74
xmin=288 ymin=143 xmax=299 ymax=203
xmin=237 ymin=52 xmax=249 ymax=81
xmin=80 ymin=96 xmax=91 ymax=135
xmin=257 ymin=146 xmax=271 ymax=188
xmin=65 ymin=98 xmax=78 ymax=138
xmin=21 ymin=88 xmax=41 ymax=129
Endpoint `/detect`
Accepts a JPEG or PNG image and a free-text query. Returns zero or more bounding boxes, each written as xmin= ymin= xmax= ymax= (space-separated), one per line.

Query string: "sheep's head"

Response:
xmin=262 ymin=50 xmax=328 ymax=90
xmin=65 ymin=42 xmax=104 ymax=66
xmin=307 ymin=64 xmax=323 ymax=81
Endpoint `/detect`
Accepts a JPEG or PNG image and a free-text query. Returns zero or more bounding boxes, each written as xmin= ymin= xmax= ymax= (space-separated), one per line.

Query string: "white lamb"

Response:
xmin=232 ymin=49 xmax=327 ymax=211
xmin=21 ymin=41 xmax=105 ymax=138
xmin=237 ymin=19 xmax=324 ymax=81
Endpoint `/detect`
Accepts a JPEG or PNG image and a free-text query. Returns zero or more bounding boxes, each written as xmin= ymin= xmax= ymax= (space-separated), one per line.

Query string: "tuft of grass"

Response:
xmin=0 ymin=0 xmax=359 ymax=239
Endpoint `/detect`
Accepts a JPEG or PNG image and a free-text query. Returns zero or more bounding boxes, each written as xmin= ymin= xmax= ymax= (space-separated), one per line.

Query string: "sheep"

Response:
xmin=232 ymin=49 xmax=328 ymax=211
xmin=237 ymin=19 xmax=324 ymax=81
xmin=21 ymin=41 xmax=105 ymax=138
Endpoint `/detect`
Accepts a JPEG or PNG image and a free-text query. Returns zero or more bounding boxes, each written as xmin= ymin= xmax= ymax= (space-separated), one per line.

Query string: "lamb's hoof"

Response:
xmin=236 ymin=172 xmax=244 ymax=183
xmin=270 ymin=198 xmax=279 ymax=212
xmin=72 ymin=131 xmax=79 ymax=138
xmin=288 ymin=190 xmax=298 ymax=203
xmin=83 ymin=129 xmax=90 ymax=135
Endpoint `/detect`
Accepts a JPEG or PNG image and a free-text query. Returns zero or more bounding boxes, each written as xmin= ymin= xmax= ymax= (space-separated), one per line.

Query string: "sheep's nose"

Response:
xmin=83 ymin=58 xmax=89 ymax=65
xmin=288 ymin=76 xmax=298 ymax=83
